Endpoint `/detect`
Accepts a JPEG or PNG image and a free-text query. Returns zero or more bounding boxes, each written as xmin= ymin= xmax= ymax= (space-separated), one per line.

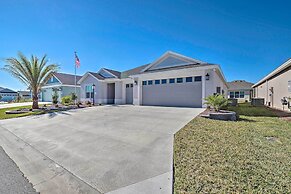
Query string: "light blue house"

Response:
xmin=40 ymin=72 xmax=82 ymax=102
xmin=0 ymin=87 xmax=18 ymax=102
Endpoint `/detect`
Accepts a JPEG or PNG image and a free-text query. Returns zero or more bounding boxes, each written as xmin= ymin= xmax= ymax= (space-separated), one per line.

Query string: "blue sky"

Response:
xmin=1 ymin=0 xmax=291 ymax=90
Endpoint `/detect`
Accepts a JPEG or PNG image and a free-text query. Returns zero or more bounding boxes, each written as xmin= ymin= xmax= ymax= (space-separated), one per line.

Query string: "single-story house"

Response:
xmin=40 ymin=72 xmax=82 ymax=102
xmin=18 ymin=90 xmax=32 ymax=100
xmin=0 ymin=87 xmax=18 ymax=102
xmin=78 ymin=51 xmax=228 ymax=108
xmin=253 ymin=58 xmax=291 ymax=110
xmin=227 ymin=80 xmax=254 ymax=102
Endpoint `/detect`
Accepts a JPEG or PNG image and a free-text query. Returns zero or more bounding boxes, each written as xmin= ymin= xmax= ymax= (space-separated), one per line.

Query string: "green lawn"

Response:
xmin=0 ymin=106 xmax=46 ymax=120
xmin=174 ymin=104 xmax=291 ymax=193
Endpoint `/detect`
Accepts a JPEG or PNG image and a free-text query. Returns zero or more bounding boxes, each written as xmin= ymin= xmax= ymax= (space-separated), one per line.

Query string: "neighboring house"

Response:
xmin=40 ymin=72 xmax=82 ymax=102
xmin=18 ymin=90 xmax=32 ymax=100
xmin=0 ymin=87 xmax=18 ymax=102
xmin=78 ymin=51 xmax=228 ymax=108
xmin=227 ymin=80 xmax=254 ymax=102
xmin=253 ymin=59 xmax=291 ymax=110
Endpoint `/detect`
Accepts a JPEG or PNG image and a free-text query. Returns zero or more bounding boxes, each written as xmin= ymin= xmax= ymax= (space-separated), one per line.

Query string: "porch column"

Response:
xmin=133 ymin=78 xmax=142 ymax=105
xmin=114 ymin=81 xmax=123 ymax=104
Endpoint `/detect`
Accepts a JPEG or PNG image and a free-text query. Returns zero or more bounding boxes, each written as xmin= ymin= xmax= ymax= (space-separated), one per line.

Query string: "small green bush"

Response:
xmin=204 ymin=94 xmax=228 ymax=111
xmin=61 ymin=95 xmax=72 ymax=105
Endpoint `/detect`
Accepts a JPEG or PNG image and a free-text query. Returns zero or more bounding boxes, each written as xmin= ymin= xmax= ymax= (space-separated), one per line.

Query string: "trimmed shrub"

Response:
xmin=61 ymin=95 xmax=72 ymax=105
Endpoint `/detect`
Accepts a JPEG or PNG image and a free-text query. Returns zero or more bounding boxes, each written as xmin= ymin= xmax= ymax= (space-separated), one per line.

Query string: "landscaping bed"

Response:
xmin=0 ymin=103 xmax=91 ymax=120
xmin=174 ymin=103 xmax=291 ymax=193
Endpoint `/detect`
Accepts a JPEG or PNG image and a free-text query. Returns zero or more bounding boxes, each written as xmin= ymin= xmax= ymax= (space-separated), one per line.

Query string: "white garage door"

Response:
xmin=142 ymin=76 xmax=202 ymax=107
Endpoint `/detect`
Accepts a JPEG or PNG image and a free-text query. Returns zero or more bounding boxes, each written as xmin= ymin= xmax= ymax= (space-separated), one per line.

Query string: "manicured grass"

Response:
xmin=174 ymin=104 xmax=291 ymax=193
xmin=0 ymin=106 xmax=45 ymax=120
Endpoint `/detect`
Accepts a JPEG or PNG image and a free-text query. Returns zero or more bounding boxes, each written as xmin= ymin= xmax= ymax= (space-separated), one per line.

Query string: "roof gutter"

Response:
xmin=253 ymin=58 xmax=291 ymax=88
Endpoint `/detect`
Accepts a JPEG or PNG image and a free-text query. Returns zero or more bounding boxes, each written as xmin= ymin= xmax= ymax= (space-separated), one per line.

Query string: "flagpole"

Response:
xmin=74 ymin=51 xmax=77 ymax=105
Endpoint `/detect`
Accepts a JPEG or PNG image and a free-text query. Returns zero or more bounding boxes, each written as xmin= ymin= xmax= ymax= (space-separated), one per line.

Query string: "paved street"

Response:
xmin=0 ymin=105 xmax=203 ymax=194
xmin=0 ymin=146 xmax=37 ymax=194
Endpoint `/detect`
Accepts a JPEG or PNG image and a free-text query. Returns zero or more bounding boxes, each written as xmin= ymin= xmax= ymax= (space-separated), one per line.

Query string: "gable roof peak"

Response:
xmin=141 ymin=51 xmax=205 ymax=72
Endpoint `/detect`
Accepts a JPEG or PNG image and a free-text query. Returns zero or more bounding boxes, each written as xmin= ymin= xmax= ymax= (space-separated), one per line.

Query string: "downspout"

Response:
xmin=266 ymin=80 xmax=269 ymax=105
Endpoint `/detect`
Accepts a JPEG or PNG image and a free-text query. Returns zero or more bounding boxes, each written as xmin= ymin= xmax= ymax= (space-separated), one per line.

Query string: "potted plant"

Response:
xmin=204 ymin=94 xmax=237 ymax=121
xmin=204 ymin=94 xmax=228 ymax=112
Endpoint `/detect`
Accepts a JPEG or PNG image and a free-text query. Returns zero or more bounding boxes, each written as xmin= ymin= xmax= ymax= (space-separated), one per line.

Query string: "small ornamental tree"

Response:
xmin=2 ymin=52 xmax=59 ymax=109
xmin=71 ymin=93 xmax=77 ymax=101
xmin=52 ymin=90 xmax=59 ymax=104
xmin=204 ymin=94 xmax=228 ymax=112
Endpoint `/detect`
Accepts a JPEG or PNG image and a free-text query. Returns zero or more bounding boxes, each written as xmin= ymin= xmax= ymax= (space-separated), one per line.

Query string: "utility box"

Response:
xmin=228 ymin=99 xmax=238 ymax=106
xmin=251 ymin=98 xmax=265 ymax=106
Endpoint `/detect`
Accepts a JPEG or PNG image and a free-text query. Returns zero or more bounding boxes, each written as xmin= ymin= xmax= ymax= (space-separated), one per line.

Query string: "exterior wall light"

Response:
xmin=205 ymin=73 xmax=210 ymax=80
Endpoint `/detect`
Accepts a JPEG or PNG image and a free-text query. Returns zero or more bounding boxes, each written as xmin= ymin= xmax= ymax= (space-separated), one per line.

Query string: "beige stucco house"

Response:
xmin=227 ymin=80 xmax=253 ymax=102
xmin=78 ymin=51 xmax=228 ymax=108
xmin=252 ymin=59 xmax=291 ymax=111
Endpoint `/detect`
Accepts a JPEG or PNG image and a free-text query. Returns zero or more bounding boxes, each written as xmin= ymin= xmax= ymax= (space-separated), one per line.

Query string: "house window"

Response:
xmin=177 ymin=78 xmax=183 ymax=83
xmin=85 ymin=85 xmax=93 ymax=98
xmin=148 ymin=80 xmax=153 ymax=85
xmin=169 ymin=78 xmax=175 ymax=84
xmin=194 ymin=76 xmax=202 ymax=82
xmin=155 ymin=80 xmax=160 ymax=85
xmin=239 ymin=91 xmax=245 ymax=98
xmin=186 ymin=77 xmax=193 ymax=82
xmin=130 ymin=84 xmax=133 ymax=88
xmin=161 ymin=79 xmax=167 ymax=84
xmin=235 ymin=91 xmax=240 ymax=98
xmin=216 ymin=87 xmax=221 ymax=94
xmin=126 ymin=84 xmax=130 ymax=88
xmin=230 ymin=92 xmax=234 ymax=98
xmin=142 ymin=81 xmax=147 ymax=85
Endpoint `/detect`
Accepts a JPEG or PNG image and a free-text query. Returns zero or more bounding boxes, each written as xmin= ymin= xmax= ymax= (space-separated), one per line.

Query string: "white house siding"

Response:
xmin=80 ymin=75 xmax=108 ymax=104
xmin=254 ymin=69 xmax=291 ymax=110
xmin=255 ymin=81 xmax=267 ymax=101
xmin=114 ymin=81 xmax=123 ymax=104
xmin=205 ymin=69 xmax=228 ymax=97
xmin=131 ymin=65 xmax=227 ymax=108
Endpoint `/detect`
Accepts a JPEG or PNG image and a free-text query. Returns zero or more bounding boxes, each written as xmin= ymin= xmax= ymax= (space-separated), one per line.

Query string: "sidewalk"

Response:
xmin=0 ymin=102 xmax=51 ymax=109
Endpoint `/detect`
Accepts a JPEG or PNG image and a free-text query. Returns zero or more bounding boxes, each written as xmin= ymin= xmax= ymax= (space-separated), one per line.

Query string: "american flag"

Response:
xmin=75 ymin=52 xmax=80 ymax=68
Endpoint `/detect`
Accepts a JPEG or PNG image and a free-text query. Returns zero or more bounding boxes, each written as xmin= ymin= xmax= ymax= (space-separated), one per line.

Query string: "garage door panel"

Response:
xmin=142 ymin=82 xmax=202 ymax=107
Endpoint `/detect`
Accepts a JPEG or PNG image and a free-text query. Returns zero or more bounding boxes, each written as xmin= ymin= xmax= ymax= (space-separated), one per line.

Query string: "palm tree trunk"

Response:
xmin=32 ymin=93 xmax=39 ymax=109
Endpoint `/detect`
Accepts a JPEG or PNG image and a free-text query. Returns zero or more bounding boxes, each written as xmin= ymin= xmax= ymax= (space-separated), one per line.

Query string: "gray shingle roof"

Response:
xmin=88 ymin=72 xmax=105 ymax=80
xmin=121 ymin=64 xmax=150 ymax=78
xmin=227 ymin=80 xmax=254 ymax=90
xmin=53 ymin=72 xmax=82 ymax=85
xmin=103 ymin=68 xmax=121 ymax=78
xmin=0 ymin=88 xmax=17 ymax=93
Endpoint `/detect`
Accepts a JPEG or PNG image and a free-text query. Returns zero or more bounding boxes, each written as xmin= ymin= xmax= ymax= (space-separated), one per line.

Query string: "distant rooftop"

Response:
xmin=0 ymin=87 xmax=17 ymax=93
xmin=227 ymin=80 xmax=254 ymax=90
xmin=53 ymin=72 xmax=82 ymax=85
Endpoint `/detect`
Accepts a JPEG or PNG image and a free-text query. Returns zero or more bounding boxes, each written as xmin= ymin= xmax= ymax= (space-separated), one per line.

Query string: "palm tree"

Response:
xmin=1 ymin=52 xmax=59 ymax=109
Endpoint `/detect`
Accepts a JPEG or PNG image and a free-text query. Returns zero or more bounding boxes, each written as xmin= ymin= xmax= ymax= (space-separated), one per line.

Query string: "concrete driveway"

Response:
xmin=0 ymin=105 xmax=203 ymax=194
